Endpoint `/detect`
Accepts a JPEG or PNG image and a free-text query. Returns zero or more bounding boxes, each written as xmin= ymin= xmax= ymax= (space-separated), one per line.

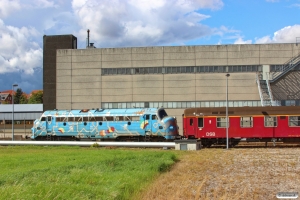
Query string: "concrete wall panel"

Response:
xmin=57 ymin=83 xmax=72 ymax=90
xmin=57 ymin=76 xmax=71 ymax=83
xmin=56 ymin=89 xmax=72 ymax=97
xmin=131 ymin=53 xmax=163 ymax=61
xmin=71 ymin=95 xmax=101 ymax=103
xmin=196 ymin=58 xmax=228 ymax=66
xmin=56 ymin=95 xmax=71 ymax=103
xmin=72 ymin=68 xmax=101 ymax=76
xmin=164 ymin=59 xmax=195 ymax=66
xmin=70 ymin=103 xmax=101 ymax=110
xmin=57 ymin=55 xmax=72 ymax=63
xmin=57 ymin=69 xmax=71 ymax=76
xmin=133 ymin=94 xmax=163 ymax=102
xmin=195 ymin=51 xmax=228 ymax=59
xmin=71 ymin=62 xmax=102 ymax=69
xmin=102 ymin=61 xmax=132 ymax=68
xmin=164 ymin=46 xmax=195 ymax=53
xmin=71 ymin=88 xmax=101 ymax=96
xmin=132 ymin=60 xmax=163 ymax=67
xmin=56 ymin=103 xmax=72 ymax=110
xmin=71 ymin=55 xmax=102 ymax=63
xmin=102 ymin=88 xmax=132 ymax=95
xmin=102 ymin=95 xmax=133 ymax=102
xmin=57 ymin=63 xmax=71 ymax=70
xmin=132 ymin=46 xmax=163 ymax=54
xmin=102 ymin=48 xmax=132 ymax=54
xmin=71 ymin=76 xmax=101 ymax=83
xmin=71 ymin=82 xmax=101 ymax=89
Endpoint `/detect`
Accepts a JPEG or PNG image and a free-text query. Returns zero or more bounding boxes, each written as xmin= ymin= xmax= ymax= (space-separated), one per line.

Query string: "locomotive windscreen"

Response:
xmin=158 ymin=109 xmax=168 ymax=120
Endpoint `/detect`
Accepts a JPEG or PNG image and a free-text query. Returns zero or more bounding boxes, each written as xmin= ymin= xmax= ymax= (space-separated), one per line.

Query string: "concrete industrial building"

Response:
xmin=43 ymin=34 xmax=300 ymax=134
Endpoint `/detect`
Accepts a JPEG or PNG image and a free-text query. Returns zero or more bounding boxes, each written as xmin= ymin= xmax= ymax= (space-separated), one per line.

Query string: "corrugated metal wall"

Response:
xmin=0 ymin=104 xmax=43 ymax=120
xmin=0 ymin=113 xmax=42 ymax=120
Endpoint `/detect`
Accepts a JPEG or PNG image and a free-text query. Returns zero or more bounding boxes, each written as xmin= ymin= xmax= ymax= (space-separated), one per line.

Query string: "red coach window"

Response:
xmin=217 ymin=117 xmax=228 ymax=128
xmin=190 ymin=119 xmax=193 ymax=126
xmin=264 ymin=116 xmax=277 ymax=127
xmin=289 ymin=116 xmax=300 ymax=127
xmin=240 ymin=116 xmax=253 ymax=128
xmin=198 ymin=118 xmax=203 ymax=128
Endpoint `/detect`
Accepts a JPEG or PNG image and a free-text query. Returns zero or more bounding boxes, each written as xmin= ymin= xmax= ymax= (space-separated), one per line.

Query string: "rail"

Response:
xmin=0 ymin=141 xmax=175 ymax=148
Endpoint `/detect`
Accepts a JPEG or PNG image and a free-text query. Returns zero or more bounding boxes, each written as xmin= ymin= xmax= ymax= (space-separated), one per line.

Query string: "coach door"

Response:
xmin=89 ymin=116 xmax=96 ymax=138
xmin=46 ymin=116 xmax=53 ymax=133
xmin=186 ymin=118 xmax=199 ymax=137
xmin=144 ymin=114 xmax=152 ymax=134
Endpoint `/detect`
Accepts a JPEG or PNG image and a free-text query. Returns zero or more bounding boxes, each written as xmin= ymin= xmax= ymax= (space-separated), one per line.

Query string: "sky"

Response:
xmin=0 ymin=0 xmax=300 ymax=94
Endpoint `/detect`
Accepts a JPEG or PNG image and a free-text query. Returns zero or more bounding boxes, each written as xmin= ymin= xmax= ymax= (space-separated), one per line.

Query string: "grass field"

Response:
xmin=0 ymin=146 xmax=179 ymax=200
xmin=139 ymin=148 xmax=300 ymax=200
xmin=1 ymin=146 xmax=300 ymax=200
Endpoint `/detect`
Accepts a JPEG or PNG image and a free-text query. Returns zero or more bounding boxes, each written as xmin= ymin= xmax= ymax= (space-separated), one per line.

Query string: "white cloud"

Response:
xmin=0 ymin=0 xmax=59 ymax=19
xmin=71 ymin=0 xmax=223 ymax=47
xmin=234 ymin=36 xmax=252 ymax=44
xmin=291 ymin=3 xmax=300 ymax=8
xmin=255 ymin=25 xmax=300 ymax=43
xmin=0 ymin=19 xmax=42 ymax=74
xmin=266 ymin=0 xmax=279 ymax=2
xmin=0 ymin=0 xmax=21 ymax=18
xmin=34 ymin=0 xmax=59 ymax=8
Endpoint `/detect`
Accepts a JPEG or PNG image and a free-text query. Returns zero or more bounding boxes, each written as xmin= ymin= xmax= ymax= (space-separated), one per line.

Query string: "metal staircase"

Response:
xmin=256 ymin=73 xmax=278 ymax=106
xmin=256 ymin=53 xmax=300 ymax=106
xmin=270 ymin=52 xmax=300 ymax=83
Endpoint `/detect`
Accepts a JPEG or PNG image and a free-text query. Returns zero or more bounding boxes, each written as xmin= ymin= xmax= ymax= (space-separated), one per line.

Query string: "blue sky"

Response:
xmin=0 ymin=0 xmax=299 ymax=94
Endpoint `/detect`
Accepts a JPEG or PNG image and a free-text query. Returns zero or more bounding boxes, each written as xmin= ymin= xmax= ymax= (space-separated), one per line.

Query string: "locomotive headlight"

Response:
xmin=169 ymin=125 xmax=174 ymax=130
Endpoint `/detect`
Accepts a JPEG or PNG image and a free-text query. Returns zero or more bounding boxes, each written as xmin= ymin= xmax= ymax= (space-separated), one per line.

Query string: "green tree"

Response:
xmin=13 ymin=88 xmax=28 ymax=104
xmin=28 ymin=91 xmax=43 ymax=104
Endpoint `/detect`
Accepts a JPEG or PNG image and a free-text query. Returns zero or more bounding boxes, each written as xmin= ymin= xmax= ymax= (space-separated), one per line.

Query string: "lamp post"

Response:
xmin=12 ymin=84 xmax=18 ymax=141
xmin=225 ymin=74 xmax=230 ymax=149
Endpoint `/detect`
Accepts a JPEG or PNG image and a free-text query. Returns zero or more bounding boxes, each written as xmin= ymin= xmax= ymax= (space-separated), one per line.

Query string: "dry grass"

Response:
xmin=137 ymin=148 xmax=300 ymax=200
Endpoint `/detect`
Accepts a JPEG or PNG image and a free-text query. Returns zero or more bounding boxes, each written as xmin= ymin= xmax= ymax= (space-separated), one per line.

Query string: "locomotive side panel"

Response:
xmin=31 ymin=108 xmax=179 ymax=141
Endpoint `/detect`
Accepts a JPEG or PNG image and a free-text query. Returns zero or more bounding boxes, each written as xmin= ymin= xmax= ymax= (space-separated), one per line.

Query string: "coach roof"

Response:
xmin=42 ymin=108 xmax=162 ymax=116
xmin=184 ymin=106 xmax=300 ymax=117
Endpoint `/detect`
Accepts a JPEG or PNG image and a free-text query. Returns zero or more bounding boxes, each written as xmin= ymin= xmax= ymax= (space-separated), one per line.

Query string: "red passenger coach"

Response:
xmin=183 ymin=106 xmax=300 ymax=147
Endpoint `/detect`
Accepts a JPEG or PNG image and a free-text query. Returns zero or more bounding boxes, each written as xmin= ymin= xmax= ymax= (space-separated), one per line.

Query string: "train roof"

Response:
xmin=42 ymin=108 xmax=162 ymax=116
xmin=184 ymin=106 xmax=300 ymax=117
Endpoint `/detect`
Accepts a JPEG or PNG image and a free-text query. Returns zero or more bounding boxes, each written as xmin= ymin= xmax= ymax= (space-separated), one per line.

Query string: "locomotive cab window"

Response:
xmin=217 ymin=117 xmax=228 ymax=128
xmin=240 ymin=116 xmax=253 ymax=128
xmin=264 ymin=116 xmax=277 ymax=127
xmin=145 ymin=115 xmax=150 ymax=120
xmin=158 ymin=109 xmax=168 ymax=120
xmin=289 ymin=116 xmax=300 ymax=127
xmin=152 ymin=115 xmax=158 ymax=120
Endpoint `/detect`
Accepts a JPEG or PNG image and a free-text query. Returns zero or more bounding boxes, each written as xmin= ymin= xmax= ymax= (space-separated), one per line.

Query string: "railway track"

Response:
xmin=210 ymin=141 xmax=300 ymax=148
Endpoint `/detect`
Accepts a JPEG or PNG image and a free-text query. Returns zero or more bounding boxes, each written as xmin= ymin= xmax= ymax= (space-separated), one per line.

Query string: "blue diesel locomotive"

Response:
xmin=31 ymin=108 xmax=179 ymax=141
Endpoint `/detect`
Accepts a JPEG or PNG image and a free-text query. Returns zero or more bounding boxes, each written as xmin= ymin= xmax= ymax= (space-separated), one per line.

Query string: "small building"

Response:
xmin=0 ymin=93 xmax=12 ymax=104
xmin=0 ymin=104 xmax=43 ymax=137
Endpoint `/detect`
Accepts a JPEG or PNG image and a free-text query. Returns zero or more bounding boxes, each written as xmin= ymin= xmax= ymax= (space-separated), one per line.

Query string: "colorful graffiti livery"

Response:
xmin=31 ymin=108 xmax=179 ymax=141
